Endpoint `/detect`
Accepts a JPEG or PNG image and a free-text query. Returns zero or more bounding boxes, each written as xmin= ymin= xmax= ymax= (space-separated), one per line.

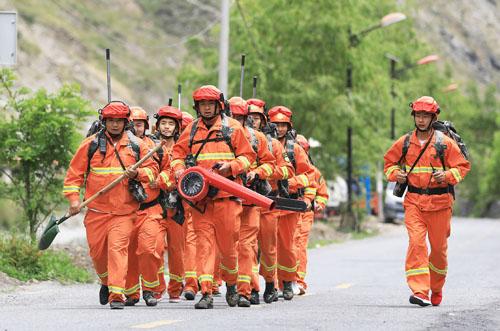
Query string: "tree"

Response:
xmin=0 ymin=69 xmax=92 ymax=240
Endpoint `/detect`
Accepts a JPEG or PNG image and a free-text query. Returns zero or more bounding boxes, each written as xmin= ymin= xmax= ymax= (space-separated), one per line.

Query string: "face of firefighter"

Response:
xmin=158 ymin=118 xmax=178 ymax=138
xmin=105 ymin=118 xmax=126 ymax=137
xmin=276 ymin=122 xmax=289 ymax=139
xmin=233 ymin=114 xmax=246 ymax=126
xmin=249 ymin=113 xmax=262 ymax=129
xmin=198 ymin=100 xmax=218 ymax=120
xmin=414 ymin=112 xmax=434 ymax=131
xmin=133 ymin=120 xmax=146 ymax=137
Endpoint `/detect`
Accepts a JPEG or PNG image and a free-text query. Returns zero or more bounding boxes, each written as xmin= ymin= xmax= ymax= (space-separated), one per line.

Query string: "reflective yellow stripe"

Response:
xmin=219 ymin=263 xmax=238 ymax=274
xmin=124 ymin=283 xmax=140 ymax=295
xmin=237 ymin=155 xmax=251 ymax=169
xmin=281 ymin=166 xmax=289 ymax=180
xmin=251 ymin=161 xmax=258 ymax=168
xmin=108 ymin=285 xmax=125 ymax=294
xmin=160 ymin=172 xmax=172 ymax=188
xmin=260 ymin=164 xmax=273 ymax=177
xmin=405 ymin=267 xmax=429 ymax=277
xmin=198 ymin=274 xmax=214 ymax=282
xmin=402 ymin=165 xmax=445 ymax=173
xmin=305 ymin=188 xmax=317 ymax=195
xmin=185 ymin=271 xmax=197 ymax=279
xmin=297 ymin=271 xmax=306 ymax=279
xmin=96 ymin=271 xmax=108 ymax=278
xmin=90 ymin=167 xmax=125 ymax=175
xmin=144 ymin=167 xmax=154 ymax=183
xmin=252 ymin=266 xmax=259 ymax=273
xmin=429 ymin=262 xmax=447 ymax=275
xmin=197 ymin=152 xmax=235 ymax=161
xmin=298 ymin=174 xmax=309 ymax=187
xmin=157 ymin=266 xmax=165 ymax=274
xmin=169 ymin=273 xmax=183 ymax=282
xmin=142 ymin=278 xmax=160 ymax=288
xmin=237 ymin=275 xmax=252 ymax=283
xmin=315 ymin=196 xmax=328 ymax=204
xmin=277 ymin=263 xmax=298 ymax=273
xmin=63 ymin=185 xmax=80 ymax=193
xmin=260 ymin=260 xmax=276 ymax=272
xmin=385 ymin=165 xmax=400 ymax=177
xmin=449 ymin=168 xmax=462 ymax=182
xmin=171 ymin=159 xmax=185 ymax=168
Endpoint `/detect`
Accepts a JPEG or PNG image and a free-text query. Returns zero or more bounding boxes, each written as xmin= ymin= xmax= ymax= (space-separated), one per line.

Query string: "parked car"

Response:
xmin=325 ymin=176 xmax=347 ymax=216
xmin=384 ymin=182 xmax=405 ymax=223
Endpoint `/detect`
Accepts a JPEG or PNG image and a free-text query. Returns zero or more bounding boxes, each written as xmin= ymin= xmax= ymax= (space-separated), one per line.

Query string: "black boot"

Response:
xmin=238 ymin=295 xmax=251 ymax=307
xmin=225 ymin=284 xmax=238 ymax=307
xmin=184 ymin=290 xmax=196 ymax=301
xmin=194 ymin=293 xmax=214 ymax=309
xmin=109 ymin=301 xmax=124 ymax=309
xmin=125 ymin=296 xmax=139 ymax=306
xmin=283 ymin=281 xmax=294 ymax=300
xmin=250 ymin=289 xmax=260 ymax=305
xmin=143 ymin=291 xmax=158 ymax=307
xmin=99 ymin=285 xmax=109 ymax=305
xmin=263 ymin=282 xmax=277 ymax=303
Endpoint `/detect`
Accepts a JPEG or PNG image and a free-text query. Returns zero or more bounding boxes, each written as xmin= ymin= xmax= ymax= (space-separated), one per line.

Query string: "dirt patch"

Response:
xmin=0 ymin=272 xmax=23 ymax=292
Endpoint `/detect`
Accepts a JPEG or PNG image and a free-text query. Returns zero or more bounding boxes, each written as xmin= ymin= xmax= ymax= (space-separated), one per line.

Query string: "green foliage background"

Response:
xmin=177 ymin=0 xmax=499 ymax=215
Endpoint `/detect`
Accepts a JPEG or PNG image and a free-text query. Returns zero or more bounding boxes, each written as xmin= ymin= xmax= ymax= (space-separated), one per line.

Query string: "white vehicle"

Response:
xmin=384 ymin=182 xmax=405 ymax=222
xmin=326 ymin=176 xmax=347 ymax=215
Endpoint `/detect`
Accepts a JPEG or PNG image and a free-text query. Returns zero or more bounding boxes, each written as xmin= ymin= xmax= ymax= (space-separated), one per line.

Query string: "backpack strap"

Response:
xmin=86 ymin=130 xmax=106 ymax=177
xmin=247 ymin=127 xmax=259 ymax=153
xmin=266 ymin=134 xmax=274 ymax=154
xmin=126 ymin=130 xmax=141 ymax=162
xmin=433 ymin=130 xmax=447 ymax=170
xmin=188 ymin=118 xmax=201 ymax=149
xmin=148 ymin=134 xmax=164 ymax=166
xmin=285 ymin=138 xmax=296 ymax=169
xmin=398 ymin=132 xmax=412 ymax=166
xmin=220 ymin=114 xmax=235 ymax=154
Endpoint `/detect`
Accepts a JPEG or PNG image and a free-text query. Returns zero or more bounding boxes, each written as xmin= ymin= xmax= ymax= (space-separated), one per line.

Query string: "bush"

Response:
xmin=0 ymin=235 xmax=92 ymax=283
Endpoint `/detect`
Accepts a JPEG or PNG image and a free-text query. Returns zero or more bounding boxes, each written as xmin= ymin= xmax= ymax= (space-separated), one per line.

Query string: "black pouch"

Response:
xmin=393 ymin=182 xmax=408 ymax=197
xmin=128 ymin=179 xmax=148 ymax=203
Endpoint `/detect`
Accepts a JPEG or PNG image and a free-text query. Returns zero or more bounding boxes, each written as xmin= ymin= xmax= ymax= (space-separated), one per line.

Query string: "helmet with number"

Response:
xmin=154 ymin=105 xmax=182 ymax=131
xmin=228 ymin=96 xmax=248 ymax=116
xmin=181 ymin=111 xmax=194 ymax=131
xmin=247 ymin=98 xmax=267 ymax=125
xmin=296 ymin=134 xmax=310 ymax=153
xmin=410 ymin=96 xmax=440 ymax=116
xmin=268 ymin=105 xmax=293 ymax=126
xmin=192 ymin=85 xmax=225 ymax=110
xmin=100 ymin=101 xmax=131 ymax=120
xmin=130 ymin=106 xmax=149 ymax=129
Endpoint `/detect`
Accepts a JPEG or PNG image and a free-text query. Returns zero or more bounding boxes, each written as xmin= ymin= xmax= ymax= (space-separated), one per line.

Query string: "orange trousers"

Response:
xmin=183 ymin=211 xmax=199 ymax=294
xmin=124 ymin=205 xmax=163 ymax=299
xmin=404 ymin=204 xmax=452 ymax=297
xmin=237 ymin=206 xmax=260 ymax=297
xmin=84 ymin=210 xmax=135 ymax=302
xmin=256 ymin=210 xmax=279 ymax=284
xmin=277 ymin=212 xmax=301 ymax=285
xmin=159 ymin=215 xmax=185 ymax=298
xmin=294 ymin=210 xmax=314 ymax=289
xmin=192 ymin=199 xmax=242 ymax=295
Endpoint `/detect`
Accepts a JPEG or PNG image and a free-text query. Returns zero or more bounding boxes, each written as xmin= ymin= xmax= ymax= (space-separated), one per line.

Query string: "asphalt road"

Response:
xmin=1 ymin=217 xmax=499 ymax=330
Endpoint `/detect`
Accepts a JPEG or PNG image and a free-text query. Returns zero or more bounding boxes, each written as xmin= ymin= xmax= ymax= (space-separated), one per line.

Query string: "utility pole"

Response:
xmin=218 ymin=0 xmax=230 ymax=96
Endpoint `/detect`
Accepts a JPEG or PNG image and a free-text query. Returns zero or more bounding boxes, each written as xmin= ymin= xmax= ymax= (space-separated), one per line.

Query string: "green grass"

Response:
xmin=351 ymin=228 xmax=379 ymax=240
xmin=0 ymin=235 xmax=92 ymax=283
xmin=307 ymin=238 xmax=342 ymax=249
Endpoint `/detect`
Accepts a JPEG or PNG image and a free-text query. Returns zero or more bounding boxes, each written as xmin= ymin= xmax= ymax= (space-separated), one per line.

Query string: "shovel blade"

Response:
xmin=38 ymin=215 xmax=60 ymax=250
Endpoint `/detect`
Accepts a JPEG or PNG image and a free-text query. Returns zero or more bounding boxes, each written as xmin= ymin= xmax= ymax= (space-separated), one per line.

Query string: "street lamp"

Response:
xmin=342 ymin=12 xmax=406 ymax=231
xmin=387 ymin=53 xmax=440 ymax=139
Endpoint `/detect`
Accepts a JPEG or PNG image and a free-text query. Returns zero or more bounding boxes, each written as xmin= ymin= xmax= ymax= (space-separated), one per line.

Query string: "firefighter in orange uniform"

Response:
xmin=384 ymin=96 xmax=470 ymax=307
xmin=171 ymin=85 xmax=256 ymax=309
xmin=293 ymin=134 xmax=329 ymax=295
xmin=267 ymin=106 xmax=315 ymax=300
xmin=63 ymin=101 xmax=158 ymax=309
xmin=247 ymin=98 xmax=295 ymax=304
xmin=228 ymin=96 xmax=276 ymax=306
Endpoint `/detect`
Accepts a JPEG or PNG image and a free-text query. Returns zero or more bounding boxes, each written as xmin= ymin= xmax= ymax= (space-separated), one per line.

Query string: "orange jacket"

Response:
xmin=313 ymin=167 xmax=329 ymax=209
xmin=384 ymin=130 xmax=470 ymax=211
xmin=63 ymin=131 xmax=159 ymax=215
xmin=268 ymin=137 xmax=295 ymax=189
xmin=140 ymin=136 xmax=174 ymax=203
xmin=245 ymin=127 xmax=276 ymax=179
xmin=283 ymin=142 xmax=316 ymax=204
xmin=155 ymin=142 xmax=177 ymax=192
xmin=171 ymin=116 xmax=257 ymax=199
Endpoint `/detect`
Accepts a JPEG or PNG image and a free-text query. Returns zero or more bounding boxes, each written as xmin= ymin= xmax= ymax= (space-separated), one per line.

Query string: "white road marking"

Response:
xmin=130 ymin=320 xmax=181 ymax=329
xmin=335 ymin=283 xmax=353 ymax=289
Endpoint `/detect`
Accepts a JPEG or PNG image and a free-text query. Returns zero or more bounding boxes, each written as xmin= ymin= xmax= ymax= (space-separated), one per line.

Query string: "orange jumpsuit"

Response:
xmin=254 ymin=138 xmax=295 ymax=287
xmin=63 ymin=131 xmax=158 ymax=303
xmin=276 ymin=142 xmax=315 ymax=286
xmin=182 ymin=207 xmax=198 ymax=294
xmin=237 ymin=127 xmax=275 ymax=298
xmin=384 ymin=130 xmax=470 ymax=298
xmin=294 ymin=167 xmax=329 ymax=290
xmin=171 ymin=115 xmax=256 ymax=295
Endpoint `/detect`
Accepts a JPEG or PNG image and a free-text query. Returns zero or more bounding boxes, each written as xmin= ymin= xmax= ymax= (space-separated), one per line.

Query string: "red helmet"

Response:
xmin=181 ymin=111 xmax=194 ymax=130
xmin=268 ymin=106 xmax=293 ymax=126
xmin=155 ymin=105 xmax=182 ymax=129
xmin=192 ymin=85 xmax=225 ymax=109
xmin=247 ymin=98 xmax=267 ymax=124
xmin=130 ymin=106 xmax=149 ymax=129
xmin=296 ymin=134 xmax=310 ymax=153
xmin=100 ymin=101 xmax=130 ymax=120
xmin=228 ymin=96 xmax=248 ymax=116
xmin=410 ymin=96 xmax=440 ymax=115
